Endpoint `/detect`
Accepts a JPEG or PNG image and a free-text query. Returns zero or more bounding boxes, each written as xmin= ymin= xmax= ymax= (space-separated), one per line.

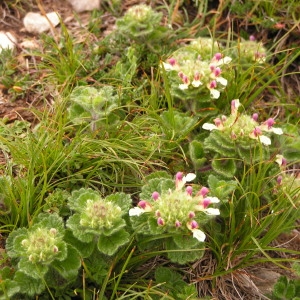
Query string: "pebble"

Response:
xmin=23 ymin=12 xmax=60 ymax=34
xmin=0 ymin=31 xmax=17 ymax=53
xmin=67 ymin=0 xmax=100 ymax=12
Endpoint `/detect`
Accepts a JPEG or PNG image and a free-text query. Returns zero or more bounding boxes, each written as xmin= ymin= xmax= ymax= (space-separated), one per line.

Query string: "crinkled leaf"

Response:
xmin=101 ymin=218 xmax=126 ymax=236
xmin=66 ymin=214 xmax=94 ymax=243
xmin=18 ymin=259 xmax=49 ymax=279
xmin=97 ymin=229 xmax=129 ymax=256
xmin=0 ymin=278 xmax=20 ymax=299
xmin=140 ymin=178 xmax=174 ymax=200
xmin=33 ymin=213 xmax=64 ymax=230
xmin=144 ymin=171 xmax=171 ymax=182
xmin=165 ymin=238 xmax=204 ymax=264
xmin=64 ymin=229 xmax=95 ymax=258
xmin=148 ymin=217 xmax=165 ymax=235
xmin=207 ymin=174 xmax=237 ymax=200
xmin=68 ymin=188 xmax=100 ymax=211
xmin=189 ymin=140 xmax=206 ymax=168
xmin=5 ymin=228 xmax=28 ymax=259
xmin=172 ymin=234 xmax=200 ymax=249
xmin=14 ymin=271 xmax=45 ymax=297
xmin=51 ymin=245 xmax=81 ymax=280
xmin=211 ymin=156 xmax=237 ymax=178
xmin=105 ymin=192 xmax=132 ymax=213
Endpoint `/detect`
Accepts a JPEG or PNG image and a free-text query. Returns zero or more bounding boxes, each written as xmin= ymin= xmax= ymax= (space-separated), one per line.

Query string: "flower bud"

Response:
xmin=188 ymin=211 xmax=195 ymax=218
xmin=252 ymin=113 xmax=259 ymax=121
xmin=152 ymin=191 xmax=160 ymax=200
xmin=209 ymin=80 xmax=217 ymax=89
xmin=214 ymin=67 xmax=221 ymax=77
xmin=53 ymin=246 xmax=59 ymax=253
xmin=49 ymin=228 xmax=57 ymax=236
xmin=214 ymin=53 xmax=222 ymax=61
xmin=157 ymin=217 xmax=165 ymax=226
xmin=138 ymin=200 xmax=148 ymax=209
xmin=277 ymin=175 xmax=283 ymax=185
xmin=214 ymin=118 xmax=222 ymax=127
xmin=186 ymin=186 xmax=193 ymax=195
xmin=176 ymin=172 xmax=183 ymax=181
xmin=199 ymin=187 xmax=209 ymax=197
xmin=264 ymin=118 xmax=275 ymax=129
xmin=168 ymin=58 xmax=176 ymax=66
xmin=175 ymin=220 xmax=181 ymax=227
xmin=190 ymin=220 xmax=199 ymax=229
xmin=202 ymin=198 xmax=211 ymax=209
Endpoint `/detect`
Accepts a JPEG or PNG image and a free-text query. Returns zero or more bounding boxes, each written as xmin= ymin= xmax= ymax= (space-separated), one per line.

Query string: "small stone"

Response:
xmin=23 ymin=12 xmax=60 ymax=34
xmin=0 ymin=31 xmax=17 ymax=53
xmin=67 ymin=0 xmax=100 ymax=12
xmin=20 ymin=39 xmax=40 ymax=50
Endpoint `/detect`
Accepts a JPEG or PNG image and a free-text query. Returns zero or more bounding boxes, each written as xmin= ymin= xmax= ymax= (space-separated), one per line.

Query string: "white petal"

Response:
xmin=161 ymin=62 xmax=173 ymax=71
xmin=192 ymin=229 xmax=206 ymax=242
xmin=216 ymin=56 xmax=232 ymax=65
xmin=202 ymin=123 xmax=218 ymax=131
xmin=210 ymin=89 xmax=220 ymax=99
xmin=192 ymin=80 xmax=203 ymax=87
xmin=271 ymin=127 xmax=283 ymax=135
xmin=129 ymin=207 xmax=144 ymax=217
xmin=275 ymin=154 xmax=284 ymax=166
xmin=205 ymin=208 xmax=220 ymax=215
xmin=259 ymin=135 xmax=271 ymax=146
xmin=216 ymin=77 xmax=227 ymax=86
xmin=205 ymin=196 xmax=220 ymax=203
xmin=179 ymin=83 xmax=189 ymax=90
xmin=184 ymin=173 xmax=196 ymax=182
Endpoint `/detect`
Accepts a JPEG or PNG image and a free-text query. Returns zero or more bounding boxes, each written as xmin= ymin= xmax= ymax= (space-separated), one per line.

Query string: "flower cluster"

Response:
xmin=238 ymin=37 xmax=267 ymax=63
xmin=79 ymin=198 xmax=122 ymax=230
xmin=6 ymin=214 xmax=67 ymax=267
xmin=129 ymin=172 xmax=220 ymax=242
xmin=67 ymin=188 xmax=129 ymax=238
xmin=21 ymin=227 xmax=63 ymax=264
xmin=202 ymin=99 xmax=283 ymax=145
xmin=162 ymin=47 xmax=231 ymax=99
xmin=116 ymin=4 xmax=164 ymax=40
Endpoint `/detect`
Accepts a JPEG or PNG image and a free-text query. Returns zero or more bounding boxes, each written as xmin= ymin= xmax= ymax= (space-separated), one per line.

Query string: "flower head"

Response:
xmin=129 ymin=172 xmax=220 ymax=242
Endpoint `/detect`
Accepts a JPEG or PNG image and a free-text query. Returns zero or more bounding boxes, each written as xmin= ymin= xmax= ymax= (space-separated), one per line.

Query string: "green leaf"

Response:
xmin=165 ymin=238 xmax=204 ymax=264
xmin=173 ymin=234 xmax=200 ymax=249
xmin=155 ymin=266 xmax=184 ymax=287
xmin=97 ymin=229 xmax=130 ymax=256
xmin=207 ymin=174 xmax=237 ymax=200
xmin=211 ymin=156 xmax=237 ymax=178
xmin=14 ymin=271 xmax=45 ymax=297
xmin=66 ymin=214 xmax=94 ymax=243
xmin=144 ymin=171 xmax=171 ymax=182
xmin=18 ymin=259 xmax=49 ymax=280
xmin=64 ymin=230 xmax=95 ymax=258
xmin=204 ymin=130 xmax=236 ymax=157
xmin=140 ymin=177 xmax=174 ymax=200
xmin=105 ymin=192 xmax=132 ymax=213
xmin=0 ymin=279 xmax=20 ymax=300
xmin=68 ymin=188 xmax=100 ymax=211
xmin=51 ymin=245 xmax=81 ymax=280
xmin=189 ymin=140 xmax=206 ymax=168
xmin=273 ymin=281 xmax=286 ymax=297
xmin=5 ymin=228 xmax=28 ymax=259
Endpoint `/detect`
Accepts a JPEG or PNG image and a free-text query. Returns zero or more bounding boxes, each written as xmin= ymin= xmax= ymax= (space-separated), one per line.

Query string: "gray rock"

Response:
xmin=23 ymin=12 xmax=60 ymax=34
xmin=0 ymin=31 xmax=17 ymax=53
xmin=67 ymin=0 xmax=100 ymax=12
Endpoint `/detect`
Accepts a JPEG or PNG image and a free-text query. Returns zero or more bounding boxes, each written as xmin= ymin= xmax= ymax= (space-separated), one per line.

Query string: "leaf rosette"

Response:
xmin=67 ymin=188 xmax=131 ymax=255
